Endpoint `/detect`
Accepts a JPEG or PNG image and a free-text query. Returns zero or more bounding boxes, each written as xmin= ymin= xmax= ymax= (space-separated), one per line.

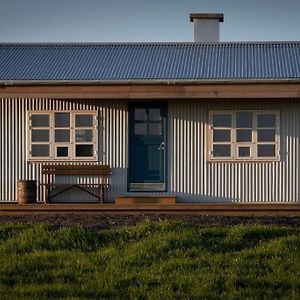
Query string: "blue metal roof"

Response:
xmin=0 ymin=42 xmax=299 ymax=82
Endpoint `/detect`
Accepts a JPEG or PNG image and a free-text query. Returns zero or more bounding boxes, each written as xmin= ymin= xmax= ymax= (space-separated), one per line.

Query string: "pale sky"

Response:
xmin=0 ymin=0 xmax=299 ymax=42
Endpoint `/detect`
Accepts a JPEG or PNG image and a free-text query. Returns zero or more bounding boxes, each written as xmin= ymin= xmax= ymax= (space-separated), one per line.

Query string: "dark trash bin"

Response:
xmin=17 ymin=180 xmax=37 ymax=204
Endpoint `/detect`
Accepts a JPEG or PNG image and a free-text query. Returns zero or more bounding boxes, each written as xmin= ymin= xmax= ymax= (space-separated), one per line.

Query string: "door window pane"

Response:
xmin=149 ymin=124 xmax=161 ymax=135
xmin=75 ymin=145 xmax=93 ymax=157
xmin=31 ymin=115 xmax=49 ymax=127
xmin=57 ymin=147 xmax=68 ymax=157
xmin=55 ymin=113 xmax=70 ymax=128
xmin=213 ymin=129 xmax=231 ymax=142
xmin=31 ymin=130 xmax=49 ymax=142
xmin=257 ymin=114 xmax=276 ymax=128
xmin=31 ymin=145 xmax=49 ymax=157
xmin=236 ymin=112 xmax=252 ymax=128
xmin=257 ymin=129 xmax=275 ymax=142
xmin=75 ymin=115 xmax=93 ymax=127
xmin=76 ymin=130 xmax=93 ymax=142
xmin=149 ymin=109 xmax=161 ymax=121
xmin=258 ymin=145 xmax=275 ymax=157
xmin=238 ymin=147 xmax=250 ymax=157
xmin=134 ymin=109 xmax=147 ymax=121
xmin=134 ymin=123 xmax=147 ymax=135
xmin=213 ymin=114 xmax=231 ymax=127
xmin=55 ymin=130 xmax=70 ymax=142
xmin=236 ymin=129 xmax=252 ymax=142
xmin=213 ymin=145 xmax=231 ymax=157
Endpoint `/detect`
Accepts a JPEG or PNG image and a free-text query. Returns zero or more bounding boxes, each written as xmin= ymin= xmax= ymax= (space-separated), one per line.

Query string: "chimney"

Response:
xmin=189 ymin=13 xmax=224 ymax=42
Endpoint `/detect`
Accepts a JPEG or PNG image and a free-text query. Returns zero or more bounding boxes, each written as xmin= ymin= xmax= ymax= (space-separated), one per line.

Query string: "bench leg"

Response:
xmin=99 ymin=186 xmax=104 ymax=204
xmin=45 ymin=185 xmax=49 ymax=204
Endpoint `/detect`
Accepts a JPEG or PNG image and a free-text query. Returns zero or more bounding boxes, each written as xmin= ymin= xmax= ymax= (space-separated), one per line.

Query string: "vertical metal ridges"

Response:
xmin=169 ymin=99 xmax=299 ymax=202
xmin=0 ymin=98 xmax=299 ymax=202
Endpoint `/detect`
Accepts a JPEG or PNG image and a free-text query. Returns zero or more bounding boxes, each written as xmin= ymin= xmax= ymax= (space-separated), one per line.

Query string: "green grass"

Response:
xmin=0 ymin=222 xmax=300 ymax=299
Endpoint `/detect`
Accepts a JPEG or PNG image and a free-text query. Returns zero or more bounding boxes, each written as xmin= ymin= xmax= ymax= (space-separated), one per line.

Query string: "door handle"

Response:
xmin=157 ymin=142 xmax=165 ymax=151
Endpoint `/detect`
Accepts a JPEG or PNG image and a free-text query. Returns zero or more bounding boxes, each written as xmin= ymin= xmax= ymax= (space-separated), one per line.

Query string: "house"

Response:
xmin=0 ymin=13 xmax=300 ymax=204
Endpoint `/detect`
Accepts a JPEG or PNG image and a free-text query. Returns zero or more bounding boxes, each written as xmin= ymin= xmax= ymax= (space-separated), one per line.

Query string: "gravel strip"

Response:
xmin=0 ymin=214 xmax=300 ymax=229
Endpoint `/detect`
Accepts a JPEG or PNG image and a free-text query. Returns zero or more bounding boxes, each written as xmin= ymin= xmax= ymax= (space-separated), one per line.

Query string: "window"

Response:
xmin=209 ymin=111 xmax=280 ymax=161
xmin=133 ymin=108 xmax=162 ymax=136
xmin=28 ymin=111 xmax=98 ymax=161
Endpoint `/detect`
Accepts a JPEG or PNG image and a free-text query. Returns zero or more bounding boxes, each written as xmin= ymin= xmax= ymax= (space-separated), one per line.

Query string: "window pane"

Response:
xmin=236 ymin=129 xmax=252 ymax=142
xmin=149 ymin=124 xmax=161 ymax=135
xmin=149 ymin=109 xmax=161 ymax=121
xmin=257 ymin=145 xmax=276 ymax=157
xmin=57 ymin=147 xmax=68 ymax=157
xmin=31 ymin=145 xmax=49 ymax=157
xmin=31 ymin=115 xmax=49 ymax=127
xmin=55 ymin=113 xmax=70 ymax=128
xmin=76 ymin=130 xmax=93 ymax=142
xmin=75 ymin=145 xmax=93 ymax=157
xmin=31 ymin=130 xmax=49 ymax=142
xmin=257 ymin=114 xmax=276 ymax=128
xmin=239 ymin=147 xmax=250 ymax=157
xmin=75 ymin=115 xmax=94 ymax=127
xmin=257 ymin=129 xmax=275 ymax=142
xmin=213 ymin=145 xmax=231 ymax=157
xmin=134 ymin=109 xmax=147 ymax=121
xmin=55 ymin=130 xmax=70 ymax=142
xmin=134 ymin=123 xmax=146 ymax=135
xmin=236 ymin=112 xmax=252 ymax=128
xmin=213 ymin=129 xmax=231 ymax=142
xmin=213 ymin=114 xmax=231 ymax=127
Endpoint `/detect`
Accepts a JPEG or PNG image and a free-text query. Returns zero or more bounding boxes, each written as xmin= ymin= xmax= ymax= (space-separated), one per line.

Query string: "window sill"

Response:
xmin=208 ymin=158 xmax=280 ymax=163
xmin=28 ymin=158 xmax=98 ymax=163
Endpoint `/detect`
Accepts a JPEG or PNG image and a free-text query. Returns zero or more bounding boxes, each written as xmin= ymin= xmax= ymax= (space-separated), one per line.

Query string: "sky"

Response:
xmin=0 ymin=0 xmax=299 ymax=42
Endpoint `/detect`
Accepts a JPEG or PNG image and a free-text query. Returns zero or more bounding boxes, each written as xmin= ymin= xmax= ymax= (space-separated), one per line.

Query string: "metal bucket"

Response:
xmin=17 ymin=180 xmax=37 ymax=204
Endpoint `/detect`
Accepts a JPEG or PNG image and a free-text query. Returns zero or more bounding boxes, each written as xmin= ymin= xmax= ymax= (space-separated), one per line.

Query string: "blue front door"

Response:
xmin=128 ymin=103 xmax=167 ymax=191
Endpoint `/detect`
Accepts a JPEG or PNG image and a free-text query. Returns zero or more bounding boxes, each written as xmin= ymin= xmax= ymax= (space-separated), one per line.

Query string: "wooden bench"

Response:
xmin=41 ymin=164 xmax=111 ymax=203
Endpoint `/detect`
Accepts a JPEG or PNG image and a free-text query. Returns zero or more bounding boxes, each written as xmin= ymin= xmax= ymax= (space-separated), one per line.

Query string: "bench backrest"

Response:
xmin=42 ymin=164 xmax=111 ymax=176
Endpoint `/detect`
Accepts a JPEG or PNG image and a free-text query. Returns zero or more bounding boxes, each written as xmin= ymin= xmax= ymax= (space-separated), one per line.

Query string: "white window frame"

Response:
xmin=208 ymin=110 xmax=280 ymax=162
xmin=27 ymin=110 xmax=98 ymax=162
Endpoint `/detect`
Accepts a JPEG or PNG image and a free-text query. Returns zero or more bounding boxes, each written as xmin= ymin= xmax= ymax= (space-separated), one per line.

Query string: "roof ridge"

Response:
xmin=0 ymin=41 xmax=300 ymax=47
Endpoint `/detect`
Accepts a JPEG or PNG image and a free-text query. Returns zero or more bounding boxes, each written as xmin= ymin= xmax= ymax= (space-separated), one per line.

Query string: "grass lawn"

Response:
xmin=0 ymin=221 xmax=300 ymax=299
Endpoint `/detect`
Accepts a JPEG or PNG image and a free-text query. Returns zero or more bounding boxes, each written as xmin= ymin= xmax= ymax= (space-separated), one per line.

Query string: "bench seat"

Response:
xmin=41 ymin=164 xmax=111 ymax=203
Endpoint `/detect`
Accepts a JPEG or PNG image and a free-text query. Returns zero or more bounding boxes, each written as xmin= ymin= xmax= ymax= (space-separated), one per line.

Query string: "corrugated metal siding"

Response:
xmin=0 ymin=98 xmax=128 ymax=202
xmin=169 ymin=99 xmax=300 ymax=202
xmin=0 ymin=42 xmax=300 ymax=81
xmin=0 ymin=98 xmax=300 ymax=203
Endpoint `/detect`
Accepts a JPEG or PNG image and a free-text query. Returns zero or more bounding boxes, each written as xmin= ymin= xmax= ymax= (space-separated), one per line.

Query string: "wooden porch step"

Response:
xmin=115 ymin=196 xmax=176 ymax=205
